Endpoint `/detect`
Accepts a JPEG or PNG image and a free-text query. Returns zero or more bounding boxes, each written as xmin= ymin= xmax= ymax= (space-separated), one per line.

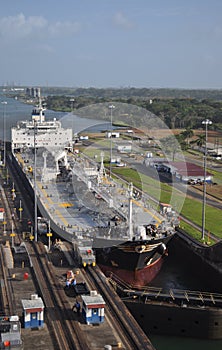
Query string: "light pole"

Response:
xmin=47 ymin=219 xmax=52 ymax=251
xmin=34 ymin=120 xmax=38 ymax=242
xmin=201 ymin=119 xmax=212 ymax=241
xmin=70 ymin=98 xmax=75 ymax=147
xmin=109 ymin=104 xmax=115 ymax=177
xmin=19 ymin=199 xmax=23 ymax=221
xmin=1 ymin=101 xmax=7 ymax=167
xmin=128 ymin=182 xmax=133 ymax=239
xmin=11 ymin=221 xmax=16 ymax=248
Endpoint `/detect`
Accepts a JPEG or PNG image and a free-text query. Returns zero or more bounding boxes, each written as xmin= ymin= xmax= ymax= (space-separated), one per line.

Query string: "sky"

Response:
xmin=1 ymin=0 xmax=222 ymax=89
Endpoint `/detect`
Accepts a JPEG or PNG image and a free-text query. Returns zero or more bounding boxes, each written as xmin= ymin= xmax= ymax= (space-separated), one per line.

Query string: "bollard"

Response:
xmin=23 ymin=272 xmax=29 ymax=280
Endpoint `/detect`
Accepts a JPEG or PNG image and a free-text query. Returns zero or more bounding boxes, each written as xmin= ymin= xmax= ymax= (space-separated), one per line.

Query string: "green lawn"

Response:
xmin=208 ymin=167 xmax=222 ymax=184
xmin=179 ymin=220 xmax=213 ymax=244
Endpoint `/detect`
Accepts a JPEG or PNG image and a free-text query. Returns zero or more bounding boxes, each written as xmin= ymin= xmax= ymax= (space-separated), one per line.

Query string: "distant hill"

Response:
xmin=3 ymin=85 xmax=222 ymax=130
xmin=40 ymin=86 xmax=222 ymax=100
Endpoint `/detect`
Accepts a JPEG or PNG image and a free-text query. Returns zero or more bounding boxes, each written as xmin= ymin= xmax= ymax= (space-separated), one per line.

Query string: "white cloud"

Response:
xmin=0 ymin=13 xmax=80 ymax=41
xmin=0 ymin=13 xmax=47 ymax=40
xmin=48 ymin=21 xmax=80 ymax=37
xmin=113 ymin=12 xmax=134 ymax=30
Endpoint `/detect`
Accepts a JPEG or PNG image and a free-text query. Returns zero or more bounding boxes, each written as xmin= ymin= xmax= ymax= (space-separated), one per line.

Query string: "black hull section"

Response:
xmin=93 ymin=235 xmax=173 ymax=271
xmin=125 ymin=300 xmax=222 ymax=339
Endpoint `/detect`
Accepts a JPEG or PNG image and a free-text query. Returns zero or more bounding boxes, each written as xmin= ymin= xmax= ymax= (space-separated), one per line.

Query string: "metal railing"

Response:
xmin=108 ymin=273 xmax=222 ymax=308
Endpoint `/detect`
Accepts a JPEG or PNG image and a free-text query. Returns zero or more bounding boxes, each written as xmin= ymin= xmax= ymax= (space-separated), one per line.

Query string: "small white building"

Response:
xmin=79 ymin=135 xmax=89 ymax=140
xmin=81 ymin=291 xmax=105 ymax=325
xmin=117 ymin=143 xmax=132 ymax=153
xmin=106 ymin=131 xmax=120 ymax=138
xmin=22 ymin=294 xmax=44 ymax=329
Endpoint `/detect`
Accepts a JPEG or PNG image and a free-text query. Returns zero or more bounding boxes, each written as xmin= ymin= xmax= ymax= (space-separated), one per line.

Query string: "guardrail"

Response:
xmin=108 ymin=273 xmax=222 ymax=308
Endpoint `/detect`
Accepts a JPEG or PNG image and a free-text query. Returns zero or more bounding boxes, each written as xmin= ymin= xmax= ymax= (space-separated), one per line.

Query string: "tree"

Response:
xmin=160 ymin=135 xmax=181 ymax=161
xmin=190 ymin=134 xmax=205 ymax=150
xmin=180 ymin=128 xmax=194 ymax=147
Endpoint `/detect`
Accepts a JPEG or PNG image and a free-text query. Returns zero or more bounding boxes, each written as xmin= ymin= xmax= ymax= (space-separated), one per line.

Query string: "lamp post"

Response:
xmin=109 ymin=104 xmax=115 ymax=177
xmin=70 ymin=98 xmax=75 ymax=147
xmin=47 ymin=220 xmax=52 ymax=251
xmin=19 ymin=199 xmax=23 ymax=221
xmin=11 ymin=221 xmax=16 ymax=248
xmin=201 ymin=119 xmax=212 ymax=241
xmin=3 ymin=211 xmax=6 ymax=235
xmin=1 ymin=101 xmax=7 ymax=167
xmin=34 ymin=120 xmax=38 ymax=242
xmin=128 ymin=182 xmax=133 ymax=239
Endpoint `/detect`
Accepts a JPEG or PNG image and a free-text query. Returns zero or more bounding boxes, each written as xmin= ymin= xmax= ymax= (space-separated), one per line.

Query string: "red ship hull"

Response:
xmin=98 ymin=256 xmax=164 ymax=288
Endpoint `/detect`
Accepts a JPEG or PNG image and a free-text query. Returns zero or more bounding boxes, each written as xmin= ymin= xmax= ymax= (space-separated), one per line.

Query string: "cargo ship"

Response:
xmin=10 ymin=95 xmax=178 ymax=288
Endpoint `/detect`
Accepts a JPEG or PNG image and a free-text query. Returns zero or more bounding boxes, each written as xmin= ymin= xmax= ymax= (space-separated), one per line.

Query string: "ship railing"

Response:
xmin=107 ymin=275 xmax=222 ymax=308
xmin=107 ymin=272 xmax=133 ymax=291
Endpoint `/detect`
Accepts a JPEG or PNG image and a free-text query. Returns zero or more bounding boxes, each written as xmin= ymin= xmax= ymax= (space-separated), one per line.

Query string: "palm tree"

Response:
xmin=180 ymin=128 xmax=194 ymax=147
xmin=190 ymin=134 xmax=206 ymax=150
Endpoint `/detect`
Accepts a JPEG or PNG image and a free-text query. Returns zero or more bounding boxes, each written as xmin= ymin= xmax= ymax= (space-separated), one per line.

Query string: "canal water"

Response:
xmin=1 ymin=91 xmax=222 ymax=349
xmin=0 ymin=92 xmax=110 ymax=141
xmin=148 ymin=241 xmax=222 ymax=349
xmin=150 ymin=335 xmax=222 ymax=350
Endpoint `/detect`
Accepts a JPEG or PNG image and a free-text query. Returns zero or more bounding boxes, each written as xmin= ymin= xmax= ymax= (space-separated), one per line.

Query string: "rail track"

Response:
xmin=0 ymin=170 xmax=21 ymax=316
xmin=82 ymin=265 xmax=155 ymax=350
xmin=26 ymin=241 xmax=90 ymax=350
xmin=0 ymin=245 xmax=16 ymax=316
xmin=25 ymin=239 xmax=155 ymax=350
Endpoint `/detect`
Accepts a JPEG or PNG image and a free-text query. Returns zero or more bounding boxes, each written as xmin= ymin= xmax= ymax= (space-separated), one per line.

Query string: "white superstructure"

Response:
xmin=11 ymin=97 xmax=72 ymax=151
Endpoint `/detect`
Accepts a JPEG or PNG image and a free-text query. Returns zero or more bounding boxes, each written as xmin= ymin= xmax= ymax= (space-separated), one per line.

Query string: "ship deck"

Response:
xmin=15 ymin=149 xmax=176 ymax=241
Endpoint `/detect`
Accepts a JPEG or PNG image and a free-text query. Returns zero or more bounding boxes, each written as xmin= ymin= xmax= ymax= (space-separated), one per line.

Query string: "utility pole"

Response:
xmin=1 ymin=101 xmax=7 ymax=167
xmin=34 ymin=119 xmax=38 ymax=242
xmin=201 ymin=119 xmax=212 ymax=241
xmin=109 ymin=104 xmax=115 ymax=177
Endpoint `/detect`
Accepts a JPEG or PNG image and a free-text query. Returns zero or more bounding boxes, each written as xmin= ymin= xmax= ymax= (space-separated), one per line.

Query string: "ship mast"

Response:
xmin=32 ymin=94 xmax=46 ymax=124
xmin=97 ymin=152 xmax=106 ymax=184
xmin=128 ymin=182 xmax=133 ymax=240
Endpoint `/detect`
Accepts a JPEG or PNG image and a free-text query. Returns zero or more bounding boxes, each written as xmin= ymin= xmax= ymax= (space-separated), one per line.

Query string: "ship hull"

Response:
xmin=98 ymin=256 xmax=164 ymax=288
xmin=93 ymin=236 xmax=172 ymax=288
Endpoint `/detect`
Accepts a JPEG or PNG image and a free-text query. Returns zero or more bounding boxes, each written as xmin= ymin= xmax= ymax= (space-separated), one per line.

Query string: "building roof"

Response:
xmin=21 ymin=297 xmax=44 ymax=310
xmin=167 ymin=162 xmax=212 ymax=177
xmin=81 ymin=294 xmax=105 ymax=307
